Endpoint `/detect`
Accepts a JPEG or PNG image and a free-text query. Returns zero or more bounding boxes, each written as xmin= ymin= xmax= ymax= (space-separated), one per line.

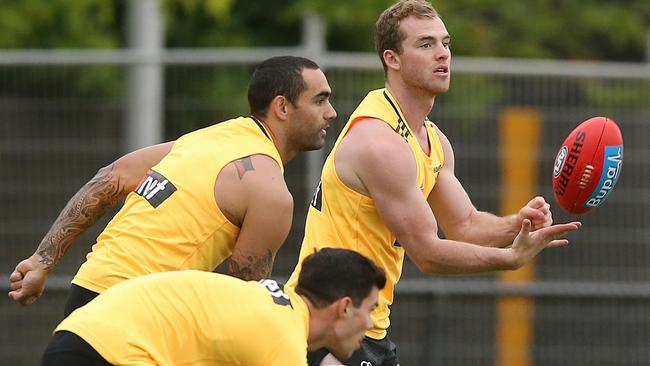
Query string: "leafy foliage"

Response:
xmin=0 ymin=0 xmax=646 ymax=133
xmin=0 ymin=0 xmax=647 ymax=61
xmin=0 ymin=0 xmax=119 ymax=48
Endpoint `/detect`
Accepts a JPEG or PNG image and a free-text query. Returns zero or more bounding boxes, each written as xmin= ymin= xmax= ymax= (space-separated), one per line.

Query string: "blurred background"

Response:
xmin=1 ymin=0 xmax=649 ymax=365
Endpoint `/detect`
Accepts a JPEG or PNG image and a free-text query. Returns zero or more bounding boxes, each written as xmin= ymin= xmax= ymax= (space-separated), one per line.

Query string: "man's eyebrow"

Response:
xmin=417 ymin=35 xmax=451 ymax=42
xmin=313 ymin=90 xmax=331 ymax=100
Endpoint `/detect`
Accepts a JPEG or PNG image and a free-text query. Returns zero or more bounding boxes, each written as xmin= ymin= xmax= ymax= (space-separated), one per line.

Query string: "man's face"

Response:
xmin=286 ymin=68 xmax=337 ymax=152
xmin=397 ymin=15 xmax=451 ymax=96
xmin=328 ymin=287 xmax=379 ymax=359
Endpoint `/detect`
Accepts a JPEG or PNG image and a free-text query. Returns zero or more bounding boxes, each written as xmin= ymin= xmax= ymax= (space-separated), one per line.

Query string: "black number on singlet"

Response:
xmin=135 ymin=170 xmax=177 ymax=208
xmin=259 ymin=279 xmax=292 ymax=307
xmin=310 ymin=180 xmax=323 ymax=211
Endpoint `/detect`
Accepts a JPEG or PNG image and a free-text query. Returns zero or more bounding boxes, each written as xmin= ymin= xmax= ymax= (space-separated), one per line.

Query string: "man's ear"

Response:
xmin=383 ymin=49 xmax=401 ymax=71
xmin=270 ymin=95 xmax=289 ymax=121
xmin=334 ymin=297 xmax=353 ymax=319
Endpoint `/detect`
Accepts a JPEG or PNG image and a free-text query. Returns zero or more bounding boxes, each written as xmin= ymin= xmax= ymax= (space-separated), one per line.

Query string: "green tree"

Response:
xmin=0 ymin=0 xmax=648 ymax=61
xmin=0 ymin=0 xmax=119 ymax=48
xmin=293 ymin=0 xmax=650 ymax=61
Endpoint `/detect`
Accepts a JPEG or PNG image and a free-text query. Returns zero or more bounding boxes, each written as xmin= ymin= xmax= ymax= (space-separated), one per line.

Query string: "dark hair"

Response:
xmin=248 ymin=56 xmax=320 ymax=119
xmin=375 ymin=0 xmax=439 ymax=73
xmin=296 ymin=248 xmax=386 ymax=308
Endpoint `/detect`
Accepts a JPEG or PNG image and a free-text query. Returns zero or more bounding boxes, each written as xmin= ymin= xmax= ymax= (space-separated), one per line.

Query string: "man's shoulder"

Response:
xmin=349 ymin=89 xmax=401 ymax=126
xmin=344 ymin=119 xmax=412 ymax=157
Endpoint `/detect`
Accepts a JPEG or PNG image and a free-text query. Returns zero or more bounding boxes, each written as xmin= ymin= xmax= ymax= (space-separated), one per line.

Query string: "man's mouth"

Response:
xmin=434 ymin=66 xmax=449 ymax=74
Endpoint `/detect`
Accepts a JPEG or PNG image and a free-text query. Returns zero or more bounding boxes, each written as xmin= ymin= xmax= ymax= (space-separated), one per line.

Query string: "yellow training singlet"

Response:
xmin=74 ymin=117 xmax=283 ymax=293
xmin=57 ymin=271 xmax=310 ymax=365
xmin=287 ymin=89 xmax=444 ymax=339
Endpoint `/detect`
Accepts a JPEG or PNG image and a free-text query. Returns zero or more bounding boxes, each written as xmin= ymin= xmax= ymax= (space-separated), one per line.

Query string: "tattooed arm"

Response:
xmin=217 ymin=155 xmax=293 ymax=281
xmin=8 ymin=141 xmax=174 ymax=305
xmin=228 ymin=249 xmax=275 ymax=281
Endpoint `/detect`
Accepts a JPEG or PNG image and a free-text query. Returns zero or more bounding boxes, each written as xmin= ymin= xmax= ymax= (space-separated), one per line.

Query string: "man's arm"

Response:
xmin=426 ymin=127 xmax=552 ymax=248
xmin=215 ymin=155 xmax=293 ymax=281
xmin=8 ymin=141 xmax=174 ymax=305
xmin=338 ymin=120 xmax=579 ymax=274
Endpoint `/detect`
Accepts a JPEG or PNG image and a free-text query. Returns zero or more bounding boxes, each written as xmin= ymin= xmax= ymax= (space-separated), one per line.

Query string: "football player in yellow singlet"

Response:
xmin=40 ymin=248 xmax=386 ymax=366
xmin=9 ymin=56 xmax=337 ymax=316
xmin=286 ymin=2 xmax=582 ymax=365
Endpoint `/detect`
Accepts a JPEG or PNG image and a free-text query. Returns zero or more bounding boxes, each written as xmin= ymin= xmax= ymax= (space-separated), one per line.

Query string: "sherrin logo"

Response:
xmin=554 ymin=131 xmax=587 ymax=197
xmin=553 ymin=146 xmax=568 ymax=177
xmin=585 ymin=145 xmax=623 ymax=208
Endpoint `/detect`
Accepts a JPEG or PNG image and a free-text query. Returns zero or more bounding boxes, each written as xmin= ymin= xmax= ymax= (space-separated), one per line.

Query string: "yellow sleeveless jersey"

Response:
xmin=57 ymin=270 xmax=310 ymax=365
xmin=287 ymin=89 xmax=444 ymax=339
xmin=73 ymin=117 xmax=283 ymax=293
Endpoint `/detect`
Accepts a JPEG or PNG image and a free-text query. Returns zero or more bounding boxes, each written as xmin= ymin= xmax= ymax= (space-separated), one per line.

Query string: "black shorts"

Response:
xmin=63 ymin=284 xmax=99 ymax=317
xmin=41 ymin=331 xmax=111 ymax=366
xmin=307 ymin=336 xmax=399 ymax=366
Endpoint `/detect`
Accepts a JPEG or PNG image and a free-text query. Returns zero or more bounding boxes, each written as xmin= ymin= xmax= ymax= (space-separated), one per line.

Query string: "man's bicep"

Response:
xmin=228 ymin=166 xmax=293 ymax=280
xmin=427 ymin=127 xmax=476 ymax=239
xmin=359 ymin=146 xmax=438 ymax=248
xmin=371 ymin=173 xmax=439 ymax=248
xmin=113 ymin=141 xmax=175 ymax=191
xmin=427 ymin=165 xmax=476 ymax=240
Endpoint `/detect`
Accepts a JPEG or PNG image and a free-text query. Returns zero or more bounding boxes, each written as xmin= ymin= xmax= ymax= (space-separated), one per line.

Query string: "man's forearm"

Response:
xmin=35 ymin=164 xmax=126 ymax=269
xmin=456 ymin=211 xmax=519 ymax=248
xmin=227 ymin=249 xmax=274 ymax=281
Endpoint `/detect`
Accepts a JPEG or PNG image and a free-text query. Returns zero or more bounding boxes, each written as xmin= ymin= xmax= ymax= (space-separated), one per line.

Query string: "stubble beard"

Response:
xmin=299 ymin=127 xmax=326 ymax=152
xmin=402 ymin=67 xmax=449 ymax=98
xmin=418 ymin=74 xmax=450 ymax=97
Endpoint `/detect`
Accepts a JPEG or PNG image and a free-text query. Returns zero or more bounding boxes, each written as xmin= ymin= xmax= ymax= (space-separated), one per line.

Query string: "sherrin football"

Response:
xmin=552 ymin=116 xmax=623 ymax=214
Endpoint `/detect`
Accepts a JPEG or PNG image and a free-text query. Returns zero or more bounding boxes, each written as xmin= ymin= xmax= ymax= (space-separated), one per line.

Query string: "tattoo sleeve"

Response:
xmin=227 ymin=249 xmax=274 ymax=281
xmin=35 ymin=164 xmax=126 ymax=269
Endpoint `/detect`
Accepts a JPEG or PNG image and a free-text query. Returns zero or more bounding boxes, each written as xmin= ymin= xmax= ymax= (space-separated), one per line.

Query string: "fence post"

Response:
xmin=124 ymin=0 xmax=164 ymax=152
xmin=302 ymin=13 xmax=327 ymax=192
xmin=496 ymin=108 xmax=542 ymax=366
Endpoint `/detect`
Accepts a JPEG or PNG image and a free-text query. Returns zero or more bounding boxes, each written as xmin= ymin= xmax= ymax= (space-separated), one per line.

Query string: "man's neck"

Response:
xmin=254 ymin=116 xmax=291 ymax=164
xmin=385 ymin=81 xmax=435 ymax=129
xmin=302 ymin=295 xmax=330 ymax=351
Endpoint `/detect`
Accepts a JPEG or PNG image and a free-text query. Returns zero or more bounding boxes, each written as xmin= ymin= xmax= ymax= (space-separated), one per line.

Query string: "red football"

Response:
xmin=552 ymin=117 xmax=623 ymax=214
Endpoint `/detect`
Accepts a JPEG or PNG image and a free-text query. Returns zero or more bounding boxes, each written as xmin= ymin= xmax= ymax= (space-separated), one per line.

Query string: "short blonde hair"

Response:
xmin=374 ymin=0 xmax=440 ymax=72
